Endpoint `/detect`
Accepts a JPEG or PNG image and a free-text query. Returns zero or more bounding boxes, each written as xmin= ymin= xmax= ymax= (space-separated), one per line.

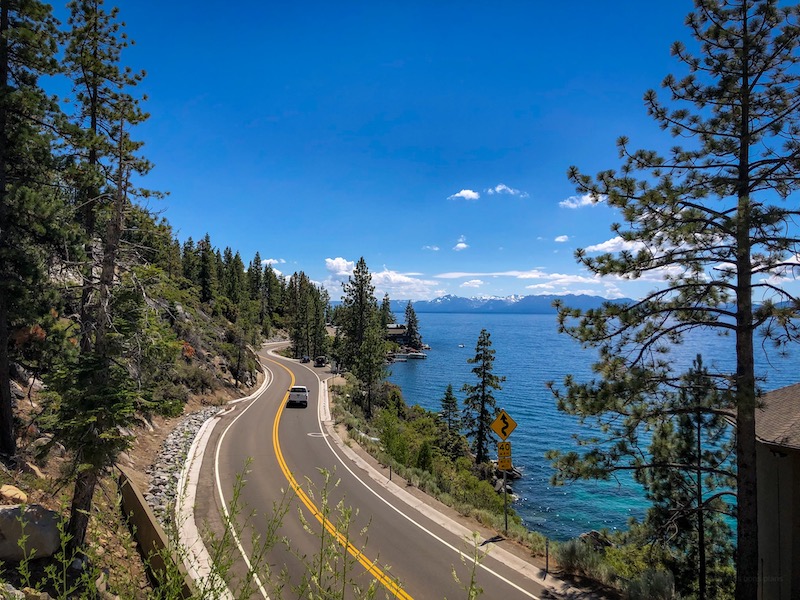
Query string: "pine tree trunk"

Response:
xmin=697 ymin=410 xmax=706 ymax=600
xmin=0 ymin=1 xmax=16 ymax=459
xmin=67 ymin=468 xmax=98 ymax=554
xmin=0 ymin=297 xmax=15 ymax=458
xmin=735 ymin=21 xmax=758 ymax=596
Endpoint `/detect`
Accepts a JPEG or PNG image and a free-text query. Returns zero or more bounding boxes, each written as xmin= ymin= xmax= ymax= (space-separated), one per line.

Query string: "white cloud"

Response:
xmin=448 ymin=189 xmax=480 ymax=201
xmin=321 ymin=260 xmax=441 ymax=301
xmin=461 ymin=279 xmax=484 ymax=288
xmin=453 ymin=235 xmax=469 ymax=251
xmin=325 ymin=257 xmax=356 ymax=276
xmin=486 ymin=183 xmax=529 ymax=198
xmin=584 ymin=236 xmax=644 ymax=253
xmin=762 ymin=254 xmax=800 ymax=285
xmin=560 ymin=193 xmax=605 ymax=209
xmin=262 ymin=258 xmax=286 ymax=265
xmin=555 ymin=235 xmax=569 ymax=243
xmin=422 ymin=245 xmax=440 ymax=251
xmin=436 ymin=268 xmax=598 ymax=285
xmin=371 ymin=268 xmax=440 ymax=301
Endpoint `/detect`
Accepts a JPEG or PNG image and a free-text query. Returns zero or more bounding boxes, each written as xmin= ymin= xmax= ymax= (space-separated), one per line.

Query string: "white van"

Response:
xmin=287 ymin=385 xmax=309 ymax=408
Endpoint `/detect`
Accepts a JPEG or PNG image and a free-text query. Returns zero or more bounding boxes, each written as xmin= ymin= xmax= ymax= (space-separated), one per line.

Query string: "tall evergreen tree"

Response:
xmin=311 ymin=287 xmax=330 ymax=358
xmin=263 ymin=262 xmax=284 ymax=325
xmin=181 ymin=236 xmax=198 ymax=283
xmin=353 ymin=315 xmax=388 ymax=418
xmin=440 ymin=384 xmax=463 ymax=460
xmin=462 ymin=329 xmax=504 ymax=465
xmin=197 ymin=233 xmax=217 ymax=304
xmin=228 ymin=250 xmax=246 ymax=306
xmin=339 ymin=257 xmax=377 ymax=370
xmin=404 ymin=301 xmax=422 ymax=349
xmin=553 ymin=2 xmax=800 ymax=594
xmin=248 ymin=251 xmax=263 ymax=302
xmin=63 ymin=0 xmax=150 ymax=354
xmin=379 ymin=293 xmax=395 ymax=329
xmin=440 ymin=383 xmax=461 ymax=433
xmin=0 ymin=0 xmax=62 ymax=457
xmin=286 ymin=271 xmax=314 ymax=358
xmin=639 ymin=357 xmax=736 ymax=599
xmin=59 ymin=0 xmax=153 ymax=552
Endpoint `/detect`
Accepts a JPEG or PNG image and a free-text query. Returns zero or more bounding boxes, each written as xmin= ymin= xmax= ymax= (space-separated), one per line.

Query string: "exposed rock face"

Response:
xmin=0 ymin=505 xmax=61 ymax=562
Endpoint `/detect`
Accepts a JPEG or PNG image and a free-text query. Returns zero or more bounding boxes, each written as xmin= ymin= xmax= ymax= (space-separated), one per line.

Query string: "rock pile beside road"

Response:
xmin=145 ymin=407 xmax=221 ymax=526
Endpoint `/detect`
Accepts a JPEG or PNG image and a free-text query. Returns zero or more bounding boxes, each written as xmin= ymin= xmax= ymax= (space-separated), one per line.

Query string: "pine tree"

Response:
xmin=59 ymin=0 xmax=154 ymax=552
xmin=0 ymin=0 xmax=62 ymax=457
xmin=263 ymin=263 xmax=284 ymax=325
xmin=379 ymin=293 xmax=395 ymax=328
xmin=286 ymin=271 xmax=313 ymax=358
xmin=440 ymin=384 xmax=460 ymax=433
xmin=554 ymin=2 xmax=800 ymax=595
xmin=440 ymin=384 xmax=463 ymax=460
xmin=339 ymin=257 xmax=377 ymax=370
xmin=181 ymin=236 xmax=198 ymax=283
xmin=248 ymin=251 xmax=263 ymax=302
xmin=638 ymin=357 xmax=736 ymax=599
xmin=462 ymin=329 xmax=505 ymax=465
xmin=354 ymin=315 xmax=388 ymax=418
xmin=312 ymin=287 xmax=330 ymax=358
xmin=404 ymin=301 xmax=422 ymax=350
xmin=197 ymin=233 xmax=217 ymax=304
xmin=218 ymin=247 xmax=245 ymax=321
xmin=63 ymin=0 xmax=150 ymax=353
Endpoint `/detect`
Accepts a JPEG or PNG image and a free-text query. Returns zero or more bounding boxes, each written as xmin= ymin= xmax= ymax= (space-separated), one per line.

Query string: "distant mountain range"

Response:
xmin=388 ymin=294 xmax=632 ymax=315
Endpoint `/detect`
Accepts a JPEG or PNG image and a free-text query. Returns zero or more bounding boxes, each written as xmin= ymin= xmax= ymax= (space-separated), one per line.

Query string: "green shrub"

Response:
xmin=555 ymin=539 xmax=602 ymax=576
xmin=175 ymin=362 xmax=215 ymax=393
xmin=626 ymin=569 xmax=677 ymax=600
xmin=151 ymin=381 xmax=188 ymax=416
xmin=604 ymin=542 xmax=664 ymax=581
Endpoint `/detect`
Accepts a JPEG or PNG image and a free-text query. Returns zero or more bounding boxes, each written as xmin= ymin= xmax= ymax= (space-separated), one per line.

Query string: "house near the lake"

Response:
xmin=757 ymin=382 xmax=800 ymax=600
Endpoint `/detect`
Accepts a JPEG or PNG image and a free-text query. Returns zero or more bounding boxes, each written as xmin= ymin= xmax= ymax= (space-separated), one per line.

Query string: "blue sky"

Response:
xmin=105 ymin=2 xmax=721 ymax=300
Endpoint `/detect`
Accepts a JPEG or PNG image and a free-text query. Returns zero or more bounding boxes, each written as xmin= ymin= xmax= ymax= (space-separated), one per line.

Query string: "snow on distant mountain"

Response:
xmin=389 ymin=294 xmax=631 ymax=314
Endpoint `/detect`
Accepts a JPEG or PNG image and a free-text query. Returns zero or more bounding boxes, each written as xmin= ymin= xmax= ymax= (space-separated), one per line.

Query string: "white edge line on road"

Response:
xmin=179 ymin=348 xmax=566 ymax=600
xmin=175 ymin=348 xmax=276 ymax=600
xmin=316 ymin=378 xmax=544 ymax=600
xmin=212 ymin=365 xmax=274 ymax=600
xmin=175 ymin=415 xmax=231 ymax=598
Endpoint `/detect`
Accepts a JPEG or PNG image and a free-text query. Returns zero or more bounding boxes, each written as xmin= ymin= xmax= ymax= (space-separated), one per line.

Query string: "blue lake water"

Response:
xmin=387 ymin=312 xmax=798 ymax=541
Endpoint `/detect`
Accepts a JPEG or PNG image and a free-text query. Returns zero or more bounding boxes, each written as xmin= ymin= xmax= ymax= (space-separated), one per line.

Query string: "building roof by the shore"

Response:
xmin=757 ymin=383 xmax=800 ymax=451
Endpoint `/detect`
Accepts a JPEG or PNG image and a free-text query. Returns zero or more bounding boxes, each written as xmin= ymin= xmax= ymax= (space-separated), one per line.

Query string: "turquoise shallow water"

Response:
xmin=387 ymin=312 xmax=798 ymax=541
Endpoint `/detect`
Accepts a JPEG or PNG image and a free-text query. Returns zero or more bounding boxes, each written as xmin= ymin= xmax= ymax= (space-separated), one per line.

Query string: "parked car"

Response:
xmin=314 ymin=356 xmax=326 ymax=367
xmin=287 ymin=385 xmax=309 ymax=408
xmin=300 ymin=355 xmax=310 ymax=363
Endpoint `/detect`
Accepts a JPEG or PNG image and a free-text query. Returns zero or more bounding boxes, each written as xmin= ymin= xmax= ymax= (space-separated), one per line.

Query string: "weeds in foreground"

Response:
xmin=1 ymin=503 xmax=99 ymax=598
xmin=1 ymin=459 xmax=489 ymax=598
xmin=451 ymin=532 xmax=487 ymax=600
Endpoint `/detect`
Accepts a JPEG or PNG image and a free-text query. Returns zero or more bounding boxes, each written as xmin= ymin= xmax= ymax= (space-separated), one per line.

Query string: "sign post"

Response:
xmin=491 ymin=410 xmax=517 ymax=535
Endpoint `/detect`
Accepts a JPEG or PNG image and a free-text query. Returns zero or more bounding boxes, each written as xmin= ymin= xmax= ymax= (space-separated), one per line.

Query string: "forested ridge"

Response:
xmin=1 ymin=0 xmax=334 ymax=569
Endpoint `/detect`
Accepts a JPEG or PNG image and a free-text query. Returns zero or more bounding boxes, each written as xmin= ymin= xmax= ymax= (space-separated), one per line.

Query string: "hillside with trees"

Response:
xmin=0 ymin=0 xmax=334 ymax=594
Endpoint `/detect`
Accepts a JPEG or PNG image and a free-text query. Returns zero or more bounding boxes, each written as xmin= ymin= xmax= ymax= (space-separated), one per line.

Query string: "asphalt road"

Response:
xmin=194 ymin=345 xmax=569 ymax=599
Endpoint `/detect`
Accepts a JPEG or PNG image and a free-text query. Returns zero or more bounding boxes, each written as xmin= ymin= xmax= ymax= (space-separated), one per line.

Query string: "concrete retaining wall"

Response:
xmin=117 ymin=465 xmax=195 ymax=598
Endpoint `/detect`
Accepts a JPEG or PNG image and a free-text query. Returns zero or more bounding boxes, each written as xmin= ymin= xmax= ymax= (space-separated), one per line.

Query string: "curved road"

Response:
xmin=192 ymin=345 xmax=568 ymax=599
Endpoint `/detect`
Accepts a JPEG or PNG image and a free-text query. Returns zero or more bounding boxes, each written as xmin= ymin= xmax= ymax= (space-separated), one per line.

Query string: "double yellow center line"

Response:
xmin=270 ymin=360 xmax=412 ymax=599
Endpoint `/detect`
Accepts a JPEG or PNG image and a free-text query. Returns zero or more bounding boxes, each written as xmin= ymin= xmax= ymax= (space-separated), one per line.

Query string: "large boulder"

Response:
xmin=0 ymin=485 xmax=27 ymax=503
xmin=0 ymin=505 xmax=61 ymax=562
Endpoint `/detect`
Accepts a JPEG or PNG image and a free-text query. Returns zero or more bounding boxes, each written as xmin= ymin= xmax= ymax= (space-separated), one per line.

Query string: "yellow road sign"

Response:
xmin=497 ymin=441 xmax=511 ymax=458
xmin=497 ymin=456 xmax=512 ymax=471
xmin=490 ymin=409 xmax=517 ymax=440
